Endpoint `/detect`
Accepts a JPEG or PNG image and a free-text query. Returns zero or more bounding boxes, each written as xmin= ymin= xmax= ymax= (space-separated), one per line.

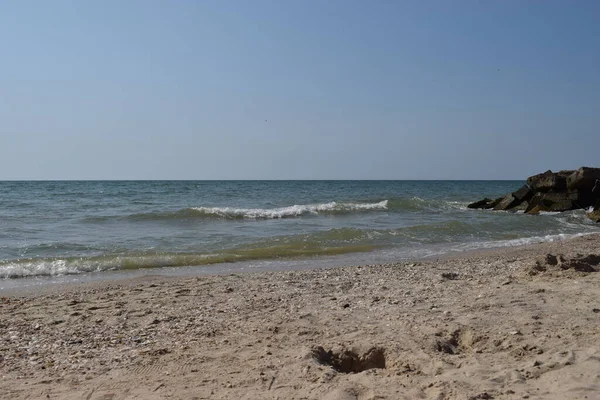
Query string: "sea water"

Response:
xmin=1 ymin=180 xmax=597 ymax=285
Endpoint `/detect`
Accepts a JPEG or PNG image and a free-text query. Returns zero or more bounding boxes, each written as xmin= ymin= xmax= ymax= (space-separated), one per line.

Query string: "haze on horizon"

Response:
xmin=1 ymin=1 xmax=598 ymax=180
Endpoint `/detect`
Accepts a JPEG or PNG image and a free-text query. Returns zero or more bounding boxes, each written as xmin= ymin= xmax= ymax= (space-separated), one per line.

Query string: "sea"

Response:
xmin=1 ymin=180 xmax=598 ymax=289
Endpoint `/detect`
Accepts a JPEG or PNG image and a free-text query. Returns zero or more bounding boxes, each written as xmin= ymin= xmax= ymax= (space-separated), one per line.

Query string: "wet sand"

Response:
xmin=1 ymin=234 xmax=600 ymax=399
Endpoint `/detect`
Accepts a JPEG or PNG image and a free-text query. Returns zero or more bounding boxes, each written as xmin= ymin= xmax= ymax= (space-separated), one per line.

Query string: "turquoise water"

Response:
xmin=0 ymin=180 xmax=598 ymax=279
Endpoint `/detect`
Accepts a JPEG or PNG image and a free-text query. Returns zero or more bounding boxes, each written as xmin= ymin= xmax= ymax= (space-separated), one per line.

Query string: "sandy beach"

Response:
xmin=1 ymin=234 xmax=600 ymax=400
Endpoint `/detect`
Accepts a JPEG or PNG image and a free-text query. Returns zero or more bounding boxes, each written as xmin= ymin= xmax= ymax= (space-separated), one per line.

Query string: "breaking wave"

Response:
xmin=0 ymin=232 xmax=378 ymax=279
xmin=84 ymin=200 xmax=390 ymax=222
xmin=86 ymin=198 xmax=475 ymax=222
xmin=189 ymin=200 xmax=389 ymax=219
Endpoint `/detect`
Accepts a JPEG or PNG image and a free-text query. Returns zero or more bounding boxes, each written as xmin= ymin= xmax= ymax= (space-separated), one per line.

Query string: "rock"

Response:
xmin=546 ymin=200 xmax=574 ymax=212
xmin=493 ymin=194 xmax=518 ymax=211
xmin=512 ymin=185 xmax=532 ymax=202
xmin=509 ymin=201 xmax=529 ymax=212
xmin=525 ymin=192 xmax=576 ymax=214
xmin=567 ymin=167 xmax=600 ymax=191
xmin=505 ymin=187 xmax=532 ymax=211
xmin=544 ymin=197 xmax=574 ymax=212
xmin=525 ymin=193 xmax=544 ymax=214
xmin=441 ymin=272 xmax=459 ymax=280
xmin=467 ymin=198 xmax=495 ymax=209
xmin=525 ymin=205 xmax=544 ymax=215
xmin=468 ymin=392 xmax=492 ymax=400
xmin=526 ymin=170 xmax=571 ymax=192
xmin=588 ymin=201 xmax=600 ymax=223
xmin=526 ymin=170 xmax=552 ymax=189
xmin=566 ymin=189 xmax=597 ymax=209
xmin=471 ymin=167 xmax=600 ymax=218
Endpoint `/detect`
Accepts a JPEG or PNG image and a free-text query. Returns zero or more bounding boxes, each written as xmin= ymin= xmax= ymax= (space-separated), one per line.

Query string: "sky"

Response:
xmin=1 ymin=1 xmax=599 ymax=180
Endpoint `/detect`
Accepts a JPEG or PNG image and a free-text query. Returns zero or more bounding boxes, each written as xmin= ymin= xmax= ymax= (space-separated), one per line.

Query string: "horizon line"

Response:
xmin=0 ymin=178 xmax=525 ymax=182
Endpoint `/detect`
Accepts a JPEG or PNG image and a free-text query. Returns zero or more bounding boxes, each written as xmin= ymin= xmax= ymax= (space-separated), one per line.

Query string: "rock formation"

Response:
xmin=468 ymin=167 xmax=600 ymax=222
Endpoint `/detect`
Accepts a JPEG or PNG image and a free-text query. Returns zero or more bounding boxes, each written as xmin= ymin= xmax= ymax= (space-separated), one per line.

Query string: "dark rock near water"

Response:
xmin=511 ymin=201 xmax=529 ymax=212
xmin=567 ymin=167 xmax=600 ymax=190
xmin=493 ymin=194 xmax=518 ymax=211
xmin=470 ymin=167 xmax=600 ymax=222
xmin=525 ymin=192 xmax=576 ymax=214
xmin=526 ymin=170 xmax=572 ymax=192
xmin=513 ymin=185 xmax=532 ymax=202
xmin=467 ymin=198 xmax=495 ymax=210
xmin=589 ymin=199 xmax=600 ymax=223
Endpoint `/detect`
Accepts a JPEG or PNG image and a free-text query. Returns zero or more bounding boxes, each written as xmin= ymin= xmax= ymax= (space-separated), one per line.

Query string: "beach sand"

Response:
xmin=1 ymin=235 xmax=600 ymax=399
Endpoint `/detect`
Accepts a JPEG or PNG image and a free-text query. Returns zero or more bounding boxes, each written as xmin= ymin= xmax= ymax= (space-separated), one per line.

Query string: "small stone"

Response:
xmin=441 ymin=272 xmax=459 ymax=280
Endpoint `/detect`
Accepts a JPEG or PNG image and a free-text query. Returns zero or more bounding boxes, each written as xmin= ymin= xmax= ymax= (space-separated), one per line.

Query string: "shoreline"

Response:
xmin=1 ymin=234 xmax=600 ymax=399
xmin=1 ymin=231 xmax=596 ymax=298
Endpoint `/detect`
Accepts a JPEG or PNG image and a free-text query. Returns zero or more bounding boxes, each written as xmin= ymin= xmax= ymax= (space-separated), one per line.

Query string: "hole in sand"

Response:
xmin=435 ymin=327 xmax=475 ymax=355
xmin=562 ymin=254 xmax=600 ymax=272
xmin=312 ymin=346 xmax=386 ymax=373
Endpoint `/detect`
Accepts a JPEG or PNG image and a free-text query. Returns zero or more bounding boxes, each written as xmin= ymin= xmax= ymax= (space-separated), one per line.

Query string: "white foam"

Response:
xmin=0 ymin=259 xmax=108 ymax=279
xmin=191 ymin=200 xmax=388 ymax=219
xmin=453 ymin=232 xmax=595 ymax=252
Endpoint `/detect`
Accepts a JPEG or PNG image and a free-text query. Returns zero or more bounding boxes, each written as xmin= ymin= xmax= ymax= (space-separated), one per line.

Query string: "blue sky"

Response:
xmin=1 ymin=1 xmax=598 ymax=179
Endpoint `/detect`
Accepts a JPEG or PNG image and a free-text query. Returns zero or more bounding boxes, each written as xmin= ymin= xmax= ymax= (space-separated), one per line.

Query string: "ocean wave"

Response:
xmin=0 ymin=245 xmax=376 ymax=279
xmin=0 ymin=225 xmax=397 ymax=278
xmin=85 ymin=198 xmax=477 ymax=223
xmin=453 ymin=232 xmax=596 ymax=251
xmin=386 ymin=197 xmax=469 ymax=212
xmin=189 ymin=200 xmax=388 ymax=219
xmin=2 ymin=227 xmax=598 ymax=279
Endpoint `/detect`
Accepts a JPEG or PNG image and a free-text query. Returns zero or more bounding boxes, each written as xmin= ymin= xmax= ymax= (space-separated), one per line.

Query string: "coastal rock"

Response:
xmin=471 ymin=167 xmax=600 ymax=221
xmin=541 ymin=192 xmax=576 ymax=211
xmin=510 ymin=201 xmax=529 ymax=212
xmin=526 ymin=170 xmax=571 ymax=192
xmin=566 ymin=167 xmax=600 ymax=191
xmin=526 ymin=170 xmax=550 ymax=192
xmin=504 ymin=185 xmax=533 ymax=211
xmin=589 ymin=211 xmax=600 ymax=223
xmin=588 ymin=200 xmax=600 ymax=223
xmin=512 ymin=185 xmax=533 ymax=202
xmin=525 ymin=192 xmax=574 ymax=214
xmin=493 ymin=194 xmax=518 ymax=211
xmin=525 ymin=192 xmax=547 ymax=214
xmin=467 ymin=198 xmax=498 ymax=210
xmin=563 ymin=189 xmax=595 ymax=209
